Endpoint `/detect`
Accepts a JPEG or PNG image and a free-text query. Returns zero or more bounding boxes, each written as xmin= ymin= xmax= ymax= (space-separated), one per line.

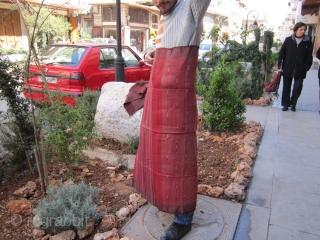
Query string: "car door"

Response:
xmin=98 ymin=47 xmax=116 ymax=87
xmin=81 ymin=46 xmax=103 ymax=91
xmin=122 ymin=48 xmax=151 ymax=83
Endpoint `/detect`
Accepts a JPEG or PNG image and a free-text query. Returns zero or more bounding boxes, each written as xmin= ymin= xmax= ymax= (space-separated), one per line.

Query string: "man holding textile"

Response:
xmin=133 ymin=0 xmax=210 ymax=239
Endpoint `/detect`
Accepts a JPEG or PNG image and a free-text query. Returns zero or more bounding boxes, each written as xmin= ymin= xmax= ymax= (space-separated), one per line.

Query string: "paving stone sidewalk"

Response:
xmin=234 ymin=68 xmax=320 ymax=240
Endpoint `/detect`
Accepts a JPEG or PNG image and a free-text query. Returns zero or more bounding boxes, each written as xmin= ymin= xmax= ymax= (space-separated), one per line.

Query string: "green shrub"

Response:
xmin=127 ymin=135 xmax=139 ymax=154
xmin=34 ymin=180 xmax=105 ymax=234
xmin=0 ymin=55 xmax=34 ymax=166
xmin=233 ymin=76 xmax=252 ymax=99
xmin=270 ymin=52 xmax=278 ymax=69
xmin=232 ymin=63 xmax=252 ymax=99
xmin=37 ymin=91 xmax=100 ymax=163
xmin=197 ymin=57 xmax=246 ymax=132
xmin=0 ymin=47 xmax=27 ymax=55
xmin=197 ymin=47 xmax=222 ymax=87
xmin=74 ymin=90 xmax=101 ymax=117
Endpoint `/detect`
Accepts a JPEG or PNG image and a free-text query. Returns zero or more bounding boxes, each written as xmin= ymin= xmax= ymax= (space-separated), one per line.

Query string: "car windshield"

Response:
xmin=40 ymin=46 xmax=87 ymax=66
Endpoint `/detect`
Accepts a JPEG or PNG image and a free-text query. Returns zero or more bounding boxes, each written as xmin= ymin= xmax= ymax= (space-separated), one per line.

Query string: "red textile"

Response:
xmin=133 ymin=46 xmax=199 ymax=214
xmin=123 ymin=80 xmax=149 ymax=116
xmin=265 ymin=71 xmax=282 ymax=92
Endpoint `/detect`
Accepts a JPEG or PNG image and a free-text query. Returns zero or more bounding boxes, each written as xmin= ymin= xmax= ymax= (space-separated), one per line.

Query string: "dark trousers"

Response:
xmin=174 ymin=212 xmax=194 ymax=225
xmin=281 ymin=77 xmax=304 ymax=107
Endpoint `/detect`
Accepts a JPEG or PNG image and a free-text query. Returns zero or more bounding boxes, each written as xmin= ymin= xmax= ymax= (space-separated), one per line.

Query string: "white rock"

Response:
xmin=207 ymin=187 xmax=224 ymax=198
xmin=94 ymin=82 xmax=143 ymax=143
xmin=224 ymin=183 xmax=245 ymax=200
xmin=49 ymin=230 xmax=76 ymax=240
xmin=77 ymin=219 xmax=95 ymax=239
xmin=128 ymin=193 xmax=147 ymax=208
xmin=93 ymin=228 xmax=119 ymax=240
xmin=32 ymin=228 xmax=45 ymax=239
xmin=197 ymin=184 xmax=212 ymax=194
xmin=115 ymin=206 xmax=130 ymax=220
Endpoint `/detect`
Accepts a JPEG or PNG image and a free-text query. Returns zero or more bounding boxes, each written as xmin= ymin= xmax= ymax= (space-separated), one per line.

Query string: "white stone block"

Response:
xmin=94 ymin=82 xmax=143 ymax=143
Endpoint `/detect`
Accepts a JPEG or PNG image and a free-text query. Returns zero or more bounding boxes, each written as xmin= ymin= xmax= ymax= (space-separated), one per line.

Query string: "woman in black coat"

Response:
xmin=278 ymin=22 xmax=313 ymax=111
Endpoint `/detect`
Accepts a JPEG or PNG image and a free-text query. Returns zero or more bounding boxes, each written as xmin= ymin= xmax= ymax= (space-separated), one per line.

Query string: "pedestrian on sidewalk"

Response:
xmin=133 ymin=0 xmax=210 ymax=240
xmin=278 ymin=22 xmax=313 ymax=112
xmin=107 ymin=36 xmax=117 ymax=44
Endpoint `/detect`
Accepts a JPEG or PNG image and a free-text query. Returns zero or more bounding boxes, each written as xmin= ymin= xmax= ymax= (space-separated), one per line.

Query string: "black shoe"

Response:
xmin=291 ymin=106 xmax=296 ymax=112
xmin=282 ymin=106 xmax=288 ymax=111
xmin=160 ymin=222 xmax=192 ymax=240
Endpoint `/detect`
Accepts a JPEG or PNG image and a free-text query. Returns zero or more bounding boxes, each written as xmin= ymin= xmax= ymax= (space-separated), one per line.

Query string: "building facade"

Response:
xmin=279 ymin=0 xmax=320 ymax=56
xmin=0 ymin=0 xmax=84 ymax=50
xmin=1 ymin=0 xmax=290 ymax=52
xmin=80 ymin=0 xmax=159 ymax=52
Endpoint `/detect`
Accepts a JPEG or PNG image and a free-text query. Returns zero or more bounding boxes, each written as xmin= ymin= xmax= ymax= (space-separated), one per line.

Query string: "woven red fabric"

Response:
xmin=265 ymin=71 xmax=282 ymax=92
xmin=123 ymin=80 xmax=149 ymax=116
xmin=133 ymin=46 xmax=199 ymax=214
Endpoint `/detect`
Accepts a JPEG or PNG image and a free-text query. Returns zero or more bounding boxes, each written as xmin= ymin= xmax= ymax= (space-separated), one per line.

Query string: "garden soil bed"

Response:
xmin=0 ymin=119 xmax=263 ymax=239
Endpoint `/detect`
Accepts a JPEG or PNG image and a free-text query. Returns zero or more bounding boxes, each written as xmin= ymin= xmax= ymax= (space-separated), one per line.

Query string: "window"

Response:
xmin=152 ymin=14 xmax=158 ymax=23
xmin=128 ymin=7 xmax=148 ymax=24
xmin=83 ymin=19 xmax=93 ymax=38
xmin=102 ymin=6 xmax=117 ymax=22
xmin=203 ymin=15 xmax=213 ymax=24
xmin=41 ymin=46 xmax=87 ymax=66
xmin=122 ymin=49 xmax=139 ymax=67
xmin=100 ymin=48 xmax=116 ymax=68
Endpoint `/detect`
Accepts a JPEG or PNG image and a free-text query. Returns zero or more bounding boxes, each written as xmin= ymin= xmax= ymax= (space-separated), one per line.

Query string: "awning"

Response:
xmin=122 ymin=2 xmax=159 ymax=15
xmin=19 ymin=0 xmax=87 ymax=10
xmin=301 ymin=0 xmax=319 ymax=16
xmin=135 ymin=0 xmax=154 ymax=6
xmin=83 ymin=0 xmax=159 ymax=14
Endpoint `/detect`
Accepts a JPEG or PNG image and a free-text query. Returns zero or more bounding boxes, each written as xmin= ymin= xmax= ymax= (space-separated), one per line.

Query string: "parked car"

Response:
xmin=23 ymin=43 xmax=152 ymax=105
xmin=198 ymin=40 xmax=212 ymax=60
xmin=139 ymin=45 xmax=156 ymax=60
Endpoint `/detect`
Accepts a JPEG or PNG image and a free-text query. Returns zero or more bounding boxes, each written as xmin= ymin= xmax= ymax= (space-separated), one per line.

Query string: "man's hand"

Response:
xmin=145 ymin=49 xmax=156 ymax=65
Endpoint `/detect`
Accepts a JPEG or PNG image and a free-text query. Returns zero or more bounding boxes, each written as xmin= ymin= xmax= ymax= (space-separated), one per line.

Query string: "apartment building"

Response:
xmin=280 ymin=0 xmax=320 ymax=55
xmin=0 ymin=0 xmax=276 ymax=51
xmin=0 ymin=0 xmax=85 ymax=49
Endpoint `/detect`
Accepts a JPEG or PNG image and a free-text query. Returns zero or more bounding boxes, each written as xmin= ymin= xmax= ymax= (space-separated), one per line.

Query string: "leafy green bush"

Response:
xmin=127 ymin=135 xmax=139 ymax=154
xmin=270 ymin=52 xmax=278 ymax=69
xmin=75 ymin=90 xmax=101 ymax=117
xmin=232 ymin=63 xmax=252 ymax=99
xmin=233 ymin=76 xmax=252 ymax=100
xmin=34 ymin=180 xmax=105 ymax=234
xmin=197 ymin=47 xmax=223 ymax=89
xmin=0 ymin=47 xmax=27 ymax=55
xmin=197 ymin=35 xmax=264 ymax=100
xmin=246 ymin=36 xmax=263 ymax=100
xmin=37 ymin=91 xmax=100 ymax=163
xmin=197 ymin=57 xmax=246 ymax=132
xmin=0 ymin=55 xmax=34 ymax=166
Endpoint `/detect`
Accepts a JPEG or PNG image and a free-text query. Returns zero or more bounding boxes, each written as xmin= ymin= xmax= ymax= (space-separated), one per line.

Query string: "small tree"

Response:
xmin=22 ymin=6 xmax=71 ymax=49
xmin=208 ymin=26 xmax=220 ymax=46
xmin=220 ymin=33 xmax=229 ymax=46
xmin=263 ymin=30 xmax=275 ymax=82
xmin=245 ymin=28 xmax=263 ymax=99
xmin=197 ymin=56 xmax=246 ymax=133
